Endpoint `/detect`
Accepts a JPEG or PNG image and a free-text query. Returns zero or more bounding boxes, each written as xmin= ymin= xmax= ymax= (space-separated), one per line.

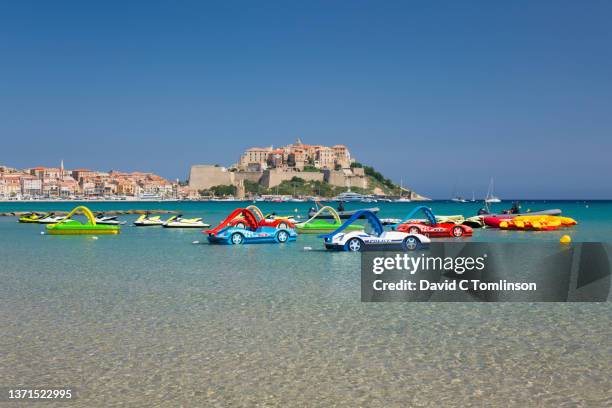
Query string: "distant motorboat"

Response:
xmin=212 ymin=196 xmax=237 ymax=201
xmin=333 ymin=191 xmax=367 ymax=202
xmin=138 ymin=193 xmax=162 ymax=200
xmin=394 ymin=197 xmax=411 ymax=203
xmin=451 ymin=186 xmax=467 ymax=202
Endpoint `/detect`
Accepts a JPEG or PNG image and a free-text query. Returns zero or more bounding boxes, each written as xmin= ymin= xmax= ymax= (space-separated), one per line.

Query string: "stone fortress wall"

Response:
xmin=188 ymin=165 xmax=367 ymax=191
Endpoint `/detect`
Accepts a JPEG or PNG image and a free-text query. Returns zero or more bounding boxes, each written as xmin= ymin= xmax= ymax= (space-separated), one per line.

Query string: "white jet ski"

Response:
xmin=94 ymin=213 xmax=126 ymax=225
xmin=37 ymin=214 xmax=67 ymax=224
xmin=162 ymin=215 xmax=211 ymax=228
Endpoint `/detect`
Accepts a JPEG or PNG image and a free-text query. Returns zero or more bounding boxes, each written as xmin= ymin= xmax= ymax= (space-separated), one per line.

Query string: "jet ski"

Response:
xmin=94 ymin=213 xmax=126 ymax=225
xmin=133 ymin=213 xmax=165 ymax=226
xmin=37 ymin=213 xmax=68 ymax=224
xmin=18 ymin=212 xmax=49 ymax=223
xmin=163 ymin=215 xmax=211 ymax=228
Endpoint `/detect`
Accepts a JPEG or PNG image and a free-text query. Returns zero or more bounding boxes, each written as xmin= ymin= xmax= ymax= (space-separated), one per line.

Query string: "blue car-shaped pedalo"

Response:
xmin=205 ymin=208 xmax=297 ymax=245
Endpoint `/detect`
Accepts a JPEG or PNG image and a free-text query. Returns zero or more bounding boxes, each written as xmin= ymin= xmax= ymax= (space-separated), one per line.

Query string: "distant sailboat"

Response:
xmin=395 ymin=178 xmax=411 ymax=202
xmin=485 ymin=178 xmax=501 ymax=203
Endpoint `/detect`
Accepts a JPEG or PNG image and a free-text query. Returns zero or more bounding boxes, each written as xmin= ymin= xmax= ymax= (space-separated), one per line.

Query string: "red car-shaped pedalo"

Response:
xmin=396 ymin=221 xmax=472 ymax=238
xmin=227 ymin=205 xmax=295 ymax=229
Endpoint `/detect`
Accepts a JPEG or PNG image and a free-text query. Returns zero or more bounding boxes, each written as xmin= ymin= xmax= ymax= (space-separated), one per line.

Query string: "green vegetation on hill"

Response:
xmin=351 ymin=162 xmax=396 ymax=190
xmin=199 ymin=185 xmax=237 ymax=197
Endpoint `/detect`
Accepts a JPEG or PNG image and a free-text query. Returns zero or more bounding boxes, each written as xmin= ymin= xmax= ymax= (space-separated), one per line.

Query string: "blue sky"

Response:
xmin=1 ymin=1 xmax=610 ymax=198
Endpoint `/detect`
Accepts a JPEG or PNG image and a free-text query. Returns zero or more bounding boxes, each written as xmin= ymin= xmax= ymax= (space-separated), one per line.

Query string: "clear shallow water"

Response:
xmin=0 ymin=201 xmax=610 ymax=406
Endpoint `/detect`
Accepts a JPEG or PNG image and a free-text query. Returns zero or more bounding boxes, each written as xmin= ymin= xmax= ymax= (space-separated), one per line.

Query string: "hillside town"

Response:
xmin=236 ymin=138 xmax=353 ymax=172
xmin=0 ymin=161 xmax=187 ymax=200
xmin=1 ymin=140 xmax=425 ymax=201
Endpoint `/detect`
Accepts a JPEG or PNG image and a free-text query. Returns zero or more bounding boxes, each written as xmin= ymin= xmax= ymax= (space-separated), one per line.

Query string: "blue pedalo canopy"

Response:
xmin=396 ymin=206 xmax=437 ymax=226
xmin=319 ymin=210 xmax=383 ymax=240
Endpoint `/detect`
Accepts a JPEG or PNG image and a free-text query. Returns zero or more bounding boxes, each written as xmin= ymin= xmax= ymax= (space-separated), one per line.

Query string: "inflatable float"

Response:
xmin=467 ymin=208 xmax=563 ymax=229
xmin=46 ymin=206 xmax=121 ymax=235
xmin=485 ymin=215 xmax=577 ymax=231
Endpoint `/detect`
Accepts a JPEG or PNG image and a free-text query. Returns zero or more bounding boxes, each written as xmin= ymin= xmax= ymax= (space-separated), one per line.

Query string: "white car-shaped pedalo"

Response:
xmin=324 ymin=229 xmax=430 ymax=252
xmin=321 ymin=210 xmax=430 ymax=252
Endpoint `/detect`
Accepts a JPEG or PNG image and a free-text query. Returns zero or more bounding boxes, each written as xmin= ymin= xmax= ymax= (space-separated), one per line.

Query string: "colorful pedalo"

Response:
xmin=46 ymin=206 xmax=121 ymax=235
xmin=484 ymin=215 xmax=577 ymax=231
xmin=205 ymin=207 xmax=296 ymax=245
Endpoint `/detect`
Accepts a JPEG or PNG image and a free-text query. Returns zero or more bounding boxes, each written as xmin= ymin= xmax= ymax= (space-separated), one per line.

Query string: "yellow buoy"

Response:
xmin=560 ymin=235 xmax=571 ymax=244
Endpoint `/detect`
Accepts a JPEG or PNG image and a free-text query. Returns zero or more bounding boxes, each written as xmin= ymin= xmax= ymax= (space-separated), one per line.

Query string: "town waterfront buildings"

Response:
xmin=0 ymin=162 xmax=185 ymax=200
xmin=1 ymin=140 xmax=419 ymax=200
